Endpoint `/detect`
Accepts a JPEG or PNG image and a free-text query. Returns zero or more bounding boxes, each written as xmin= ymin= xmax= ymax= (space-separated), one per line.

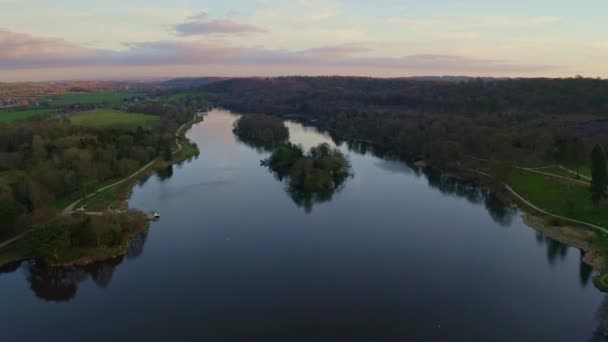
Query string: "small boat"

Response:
xmin=148 ymin=211 xmax=161 ymax=220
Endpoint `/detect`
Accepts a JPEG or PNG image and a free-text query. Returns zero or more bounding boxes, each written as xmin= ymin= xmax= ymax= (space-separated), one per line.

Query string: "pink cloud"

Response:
xmin=173 ymin=13 xmax=267 ymax=36
xmin=0 ymin=29 xmax=95 ymax=67
xmin=0 ymin=29 xmax=561 ymax=76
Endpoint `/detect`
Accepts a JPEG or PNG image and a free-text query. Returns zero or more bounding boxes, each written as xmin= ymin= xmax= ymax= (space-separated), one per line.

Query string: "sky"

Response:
xmin=1 ymin=0 xmax=607 ymax=81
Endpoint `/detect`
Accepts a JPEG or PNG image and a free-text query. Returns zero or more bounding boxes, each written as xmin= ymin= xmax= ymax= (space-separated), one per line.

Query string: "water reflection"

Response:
xmin=341 ymin=139 xmax=389 ymax=159
xmin=581 ymin=250 xmax=594 ymax=287
xmin=535 ymin=231 xmax=570 ymax=266
xmin=287 ymin=181 xmax=347 ymax=213
xmin=4 ymin=230 xmax=149 ymax=302
xmin=235 ymin=134 xmax=277 ymax=153
xmin=423 ymin=168 xmax=518 ymax=227
xmin=156 ymin=165 xmax=174 ymax=182
xmin=591 ymin=296 xmax=608 ymax=341
xmin=25 ymin=261 xmax=89 ymax=302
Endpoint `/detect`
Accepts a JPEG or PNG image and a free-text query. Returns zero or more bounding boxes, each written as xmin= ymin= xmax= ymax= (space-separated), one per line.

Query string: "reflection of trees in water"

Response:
xmin=9 ymin=230 xmax=149 ymax=302
xmin=535 ymin=232 xmax=594 ymax=288
xmin=156 ymin=165 xmax=174 ymax=182
xmin=484 ymin=193 xmax=516 ymax=227
xmin=127 ymin=229 xmax=149 ymax=259
xmin=235 ymin=134 xmax=276 ymax=153
xmin=26 ymin=262 xmax=88 ymax=302
xmin=273 ymin=170 xmax=350 ymax=213
xmin=343 ymin=140 xmax=388 ymax=159
xmin=591 ymin=296 xmax=608 ymax=341
xmin=287 ymin=183 xmax=346 ymax=214
xmin=424 ymin=169 xmax=518 ymax=227
xmin=580 ymin=249 xmax=594 ymax=287
xmin=0 ymin=261 xmax=21 ymax=274
xmin=81 ymin=256 xmax=125 ymax=289
xmin=535 ymin=232 xmax=570 ymax=266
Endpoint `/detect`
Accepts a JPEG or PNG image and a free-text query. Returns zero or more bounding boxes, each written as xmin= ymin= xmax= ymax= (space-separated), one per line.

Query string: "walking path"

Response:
xmin=559 ymin=165 xmax=592 ymax=181
xmin=62 ymin=158 xmax=157 ymax=215
xmin=0 ymin=232 xmax=29 ymax=249
xmin=517 ymin=167 xmax=590 ymax=186
xmin=62 ymin=118 xmax=196 ymax=215
xmin=0 ymin=117 xmax=199 ymax=251
xmin=504 ymin=184 xmax=607 ymax=233
xmin=471 ymin=169 xmax=607 ymax=233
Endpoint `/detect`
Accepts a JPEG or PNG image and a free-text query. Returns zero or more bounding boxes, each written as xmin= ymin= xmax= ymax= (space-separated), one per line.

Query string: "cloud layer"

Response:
xmin=0 ymin=29 xmax=561 ymax=78
xmin=173 ymin=12 xmax=266 ymax=36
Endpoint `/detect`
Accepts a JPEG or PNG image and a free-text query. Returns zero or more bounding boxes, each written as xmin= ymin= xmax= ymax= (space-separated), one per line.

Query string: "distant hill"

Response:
xmin=162 ymin=77 xmax=228 ymax=89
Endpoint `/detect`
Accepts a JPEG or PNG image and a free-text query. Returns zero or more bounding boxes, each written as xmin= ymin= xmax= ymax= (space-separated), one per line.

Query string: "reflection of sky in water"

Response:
xmin=1 ymin=109 xmax=606 ymax=341
xmin=285 ymin=121 xmax=335 ymax=151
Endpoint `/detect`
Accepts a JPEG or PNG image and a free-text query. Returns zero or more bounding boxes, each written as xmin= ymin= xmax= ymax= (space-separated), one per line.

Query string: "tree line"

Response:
xmin=0 ymin=100 xmax=194 ymax=241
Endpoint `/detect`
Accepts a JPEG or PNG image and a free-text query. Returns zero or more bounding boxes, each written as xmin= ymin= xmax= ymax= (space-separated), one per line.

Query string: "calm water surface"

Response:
xmin=1 ymin=109 xmax=607 ymax=341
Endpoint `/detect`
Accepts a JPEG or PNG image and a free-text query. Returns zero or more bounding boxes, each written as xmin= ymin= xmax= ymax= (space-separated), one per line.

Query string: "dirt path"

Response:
xmin=504 ymin=184 xmax=608 ymax=233
xmin=172 ymin=119 xmax=196 ymax=155
xmin=62 ymin=118 xmax=198 ymax=215
xmin=471 ymin=169 xmax=606 ymax=233
xmin=62 ymin=158 xmax=158 ymax=215
xmin=559 ymin=165 xmax=592 ymax=181
xmin=517 ymin=167 xmax=590 ymax=186
xmin=0 ymin=231 xmax=29 ymax=249
xmin=1 ymin=117 xmax=199 ymax=252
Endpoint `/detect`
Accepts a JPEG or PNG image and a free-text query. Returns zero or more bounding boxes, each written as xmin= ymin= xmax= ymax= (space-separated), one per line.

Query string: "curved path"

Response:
xmin=1 ymin=117 xmax=199 ymax=250
xmin=517 ymin=167 xmax=590 ymax=186
xmin=559 ymin=165 xmax=592 ymax=181
xmin=62 ymin=159 xmax=157 ymax=215
xmin=471 ymin=169 xmax=607 ymax=233
xmin=504 ymin=184 xmax=607 ymax=233
xmin=0 ymin=232 xmax=29 ymax=249
xmin=62 ymin=118 xmax=197 ymax=215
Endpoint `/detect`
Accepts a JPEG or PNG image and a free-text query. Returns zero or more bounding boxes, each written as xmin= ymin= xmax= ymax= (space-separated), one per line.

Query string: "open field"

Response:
xmin=0 ymin=108 xmax=58 ymax=123
xmin=507 ymin=168 xmax=608 ymax=228
xmin=51 ymin=91 xmax=145 ymax=106
xmin=69 ymin=109 xmax=159 ymax=129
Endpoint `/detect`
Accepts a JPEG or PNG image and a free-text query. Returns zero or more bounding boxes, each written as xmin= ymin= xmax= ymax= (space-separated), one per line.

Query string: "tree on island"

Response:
xmin=261 ymin=142 xmax=352 ymax=212
xmin=590 ymin=144 xmax=607 ymax=205
xmin=233 ymin=114 xmax=289 ymax=150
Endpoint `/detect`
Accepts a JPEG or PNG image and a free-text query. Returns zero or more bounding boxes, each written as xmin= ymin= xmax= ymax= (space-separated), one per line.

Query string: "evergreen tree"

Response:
xmin=590 ymin=144 xmax=608 ymax=205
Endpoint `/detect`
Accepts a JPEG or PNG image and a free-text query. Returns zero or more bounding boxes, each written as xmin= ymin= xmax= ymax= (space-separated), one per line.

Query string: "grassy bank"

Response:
xmin=507 ymin=168 xmax=608 ymax=228
xmin=69 ymin=109 xmax=159 ymax=129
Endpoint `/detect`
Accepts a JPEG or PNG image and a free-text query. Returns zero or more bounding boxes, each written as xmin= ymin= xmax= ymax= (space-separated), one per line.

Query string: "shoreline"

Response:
xmin=0 ymin=118 xmax=201 ymax=269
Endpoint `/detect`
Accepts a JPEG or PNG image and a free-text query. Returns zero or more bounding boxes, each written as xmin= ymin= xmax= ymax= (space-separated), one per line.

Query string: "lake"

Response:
xmin=1 ymin=109 xmax=606 ymax=341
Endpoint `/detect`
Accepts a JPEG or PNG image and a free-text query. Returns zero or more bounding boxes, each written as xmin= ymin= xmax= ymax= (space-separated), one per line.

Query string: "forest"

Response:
xmin=0 ymin=95 xmax=198 ymax=263
xmin=233 ymin=114 xmax=289 ymax=150
xmin=198 ymin=76 xmax=608 ymax=169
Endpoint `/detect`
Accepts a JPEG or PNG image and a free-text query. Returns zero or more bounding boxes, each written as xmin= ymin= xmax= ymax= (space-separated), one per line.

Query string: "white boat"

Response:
xmin=148 ymin=211 xmax=161 ymax=220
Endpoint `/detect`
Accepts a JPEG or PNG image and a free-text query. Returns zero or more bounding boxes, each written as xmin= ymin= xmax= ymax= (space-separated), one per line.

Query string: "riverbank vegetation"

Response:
xmin=0 ymin=89 xmax=202 ymax=266
xmin=262 ymin=142 xmax=351 ymax=211
xmin=0 ymin=211 xmax=148 ymax=267
xmin=233 ymin=114 xmax=289 ymax=150
xmin=163 ymin=76 xmax=608 ymax=287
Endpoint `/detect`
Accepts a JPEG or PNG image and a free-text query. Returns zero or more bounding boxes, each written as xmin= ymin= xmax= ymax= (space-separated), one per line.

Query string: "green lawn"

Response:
xmin=0 ymin=108 xmax=58 ymax=123
xmin=51 ymin=91 xmax=145 ymax=106
xmin=69 ymin=109 xmax=159 ymax=129
xmin=541 ymin=166 xmax=587 ymax=180
xmin=508 ymin=169 xmax=608 ymax=227
xmin=580 ymin=166 xmax=592 ymax=178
